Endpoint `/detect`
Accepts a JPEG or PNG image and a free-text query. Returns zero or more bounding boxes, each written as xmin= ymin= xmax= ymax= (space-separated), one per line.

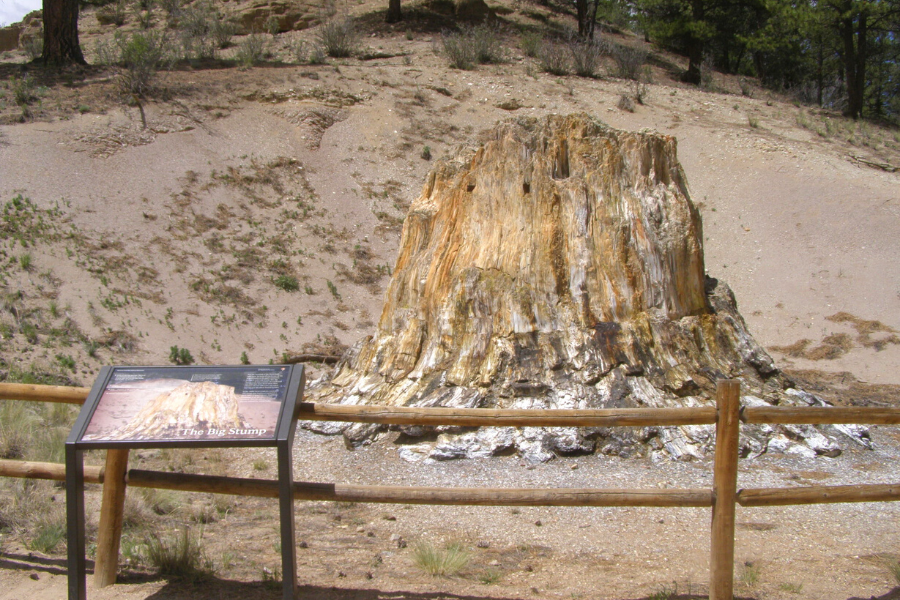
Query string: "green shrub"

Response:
xmin=520 ymin=30 xmax=543 ymax=58
xmin=10 ymin=74 xmax=40 ymax=106
xmin=117 ymin=31 xmax=174 ymax=96
xmin=22 ymin=33 xmax=43 ymax=61
xmin=326 ymin=280 xmax=340 ymax=300
xmin=133 ymin=0 xmax=155 ymax=29
xmin=27 ymin=513 xmax=67 ymax=553
xmin=274 ymin=274 xmax=299 ymax=291
xmin=317 ymin=19 xmax=358 ymax=58
xmin=169 ymin=345 xmax=194 ymax=365
xmin=235 ymin=33 xmax=266 ymax=67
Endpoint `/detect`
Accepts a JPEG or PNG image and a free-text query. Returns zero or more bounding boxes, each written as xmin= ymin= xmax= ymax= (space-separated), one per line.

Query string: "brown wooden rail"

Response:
xmin=298 ymin=403 xmax=717 ymax=427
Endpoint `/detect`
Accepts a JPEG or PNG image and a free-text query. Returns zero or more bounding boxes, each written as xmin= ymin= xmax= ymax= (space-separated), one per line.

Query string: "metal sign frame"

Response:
xmin=65 ymin=364 xmax=306 ymax=600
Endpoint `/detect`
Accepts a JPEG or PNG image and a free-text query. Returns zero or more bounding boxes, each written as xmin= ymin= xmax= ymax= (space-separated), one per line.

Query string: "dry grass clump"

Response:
xmin=317 ymin=18 xmax=359 ymax=58
xmin=412 ymin=540 xmax=471 ymax=577
xmin=538 ymin=40 xmax=569 ymax=75
xmin=143 ymin=527 xmax=214 ymax=581
xmin=440 ymin=24 xmax=504 ymax=70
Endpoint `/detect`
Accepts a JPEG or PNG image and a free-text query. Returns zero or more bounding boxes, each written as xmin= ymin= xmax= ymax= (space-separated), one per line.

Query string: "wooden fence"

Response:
xmin=1 ymin=380 xmax=899 ymax=599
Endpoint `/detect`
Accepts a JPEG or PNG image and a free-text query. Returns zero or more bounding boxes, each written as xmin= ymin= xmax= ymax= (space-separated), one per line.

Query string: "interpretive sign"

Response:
xmin=76 ymin=365 xmax=297 ymax=445
xmin=66 ymin=364 xmax=305 ymax=600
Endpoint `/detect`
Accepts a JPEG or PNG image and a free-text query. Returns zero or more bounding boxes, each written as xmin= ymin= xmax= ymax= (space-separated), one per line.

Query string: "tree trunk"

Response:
xmin=685 ymin=39 xmax=703 ymax=84
xmin=838 ymin=6 xmax=867 ymax=119
xmin=42 ymin=0 xmax=85 ymax=65
xmin=684 ymin=0 xmax=705 ymax=85
xmin=575 ymin=0 xmax=598 ymax=39
xmin=386 ymin=0 xmax=402 ymax=23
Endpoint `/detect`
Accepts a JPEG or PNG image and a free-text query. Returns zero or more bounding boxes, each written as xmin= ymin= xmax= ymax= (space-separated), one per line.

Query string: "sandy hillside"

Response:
xmin=1 ymin=0 xmax=900 ymax=598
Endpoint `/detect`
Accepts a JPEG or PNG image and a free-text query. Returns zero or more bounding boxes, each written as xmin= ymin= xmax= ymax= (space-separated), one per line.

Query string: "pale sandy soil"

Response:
xmin=1 ymin=0 xmax=899 ymax=597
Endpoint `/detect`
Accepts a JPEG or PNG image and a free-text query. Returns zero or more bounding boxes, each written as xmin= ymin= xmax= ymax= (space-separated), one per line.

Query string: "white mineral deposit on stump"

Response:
xmin=307 ymin=114 xmax=870 ymax=462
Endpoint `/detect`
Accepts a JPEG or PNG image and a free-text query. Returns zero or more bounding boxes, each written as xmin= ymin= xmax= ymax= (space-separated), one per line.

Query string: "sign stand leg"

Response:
xmin=94 ymin=448 xmax=130 ymax=588
xmin=277 ymin=440 xmax=297 ymax=600
xmin=65 ymin=444 xmax=86 ymax=600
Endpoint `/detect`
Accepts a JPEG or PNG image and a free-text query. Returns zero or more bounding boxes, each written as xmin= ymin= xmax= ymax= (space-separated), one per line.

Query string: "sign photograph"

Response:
xmin=79 ymin=365 xmax=293 ymax=443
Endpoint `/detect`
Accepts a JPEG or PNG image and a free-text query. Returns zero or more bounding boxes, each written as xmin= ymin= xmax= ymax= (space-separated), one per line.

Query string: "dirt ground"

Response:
xmin=1 ymin=0 xmax=899 ymax=597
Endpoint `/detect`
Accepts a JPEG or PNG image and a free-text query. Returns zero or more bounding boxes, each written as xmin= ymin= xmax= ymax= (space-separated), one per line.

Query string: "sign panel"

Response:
xmin=79 ymin=365 xmax=293 ymax=444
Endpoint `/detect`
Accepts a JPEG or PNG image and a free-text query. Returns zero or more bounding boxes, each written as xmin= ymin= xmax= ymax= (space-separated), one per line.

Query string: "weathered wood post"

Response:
xmin=710 ymin=379 xmax=740 ymax=600
xmin=94 ymin=448 xmax=129 ymax=588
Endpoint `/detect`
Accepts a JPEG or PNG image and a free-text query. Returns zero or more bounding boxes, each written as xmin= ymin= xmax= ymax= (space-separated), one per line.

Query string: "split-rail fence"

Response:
xmin=1 ymin=380 xmax=899 ymax=599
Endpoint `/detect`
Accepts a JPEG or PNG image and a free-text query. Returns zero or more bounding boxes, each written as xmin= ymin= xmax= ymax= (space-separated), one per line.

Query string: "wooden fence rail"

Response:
xmin=0 ymin=381 xmax=898 ymax=600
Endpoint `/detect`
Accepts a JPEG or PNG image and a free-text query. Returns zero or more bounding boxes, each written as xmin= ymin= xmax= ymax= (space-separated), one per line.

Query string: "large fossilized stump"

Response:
xmin=110 ymin=381 xmax=246 ymax=440
xmin=308 ymin=114 xmax=867 ymax=461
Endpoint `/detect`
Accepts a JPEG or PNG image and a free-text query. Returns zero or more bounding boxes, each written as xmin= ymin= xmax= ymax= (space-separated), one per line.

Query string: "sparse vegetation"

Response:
xmin=739 ymin=561 xmax=760 ymax=587
xmin=605 ymin=41 xmax=647 ymax=80
xmin=179 ymin=1 xmax=234 ymax=58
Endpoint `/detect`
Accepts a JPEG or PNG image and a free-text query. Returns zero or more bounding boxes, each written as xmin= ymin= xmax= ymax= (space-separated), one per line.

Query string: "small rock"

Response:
xmin=398 ymin=538 xmax=407 ymax=548
xmin=476 ymin=540 xmax=490 ymax=548
xmin=367 ymin=531 xmax=375 ymax=537
xmin=524 ymin=564 xmax=533 ymax=572
xmin=570 ymin=464 xmax=578 ymax=470
xmin=356 ymin=526 xmax=365 ymax=533
xmin=530 ymin=586 xmax=540 ymax=594
xmin=534 ymin=520 xmax=542 ymax=527
xmin=365 ymin=571 xmax=373 ymax=580
xmin=382 ymin=515 xmax=397 ymax=521
xmin=30 ymin=573 xmax=39 ymax=581
xmin=489 ymin=560 xmax=500 ymax=566
xmin=298 ymin=541 xmax=309 ymax=549
xmin=338 ymin=571 xmax=346 ymax=578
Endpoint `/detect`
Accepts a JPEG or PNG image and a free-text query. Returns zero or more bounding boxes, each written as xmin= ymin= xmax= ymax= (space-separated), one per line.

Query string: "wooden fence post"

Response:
xmin=94 ymin=449 xmax=129 ymax=588
xmin=711 ymin=380 xmax=740 ymax=600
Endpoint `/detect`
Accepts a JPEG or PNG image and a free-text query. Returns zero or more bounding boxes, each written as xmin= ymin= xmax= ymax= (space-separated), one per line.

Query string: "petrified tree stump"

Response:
xmin=308 ymin=114 xmax=867 ymax=462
